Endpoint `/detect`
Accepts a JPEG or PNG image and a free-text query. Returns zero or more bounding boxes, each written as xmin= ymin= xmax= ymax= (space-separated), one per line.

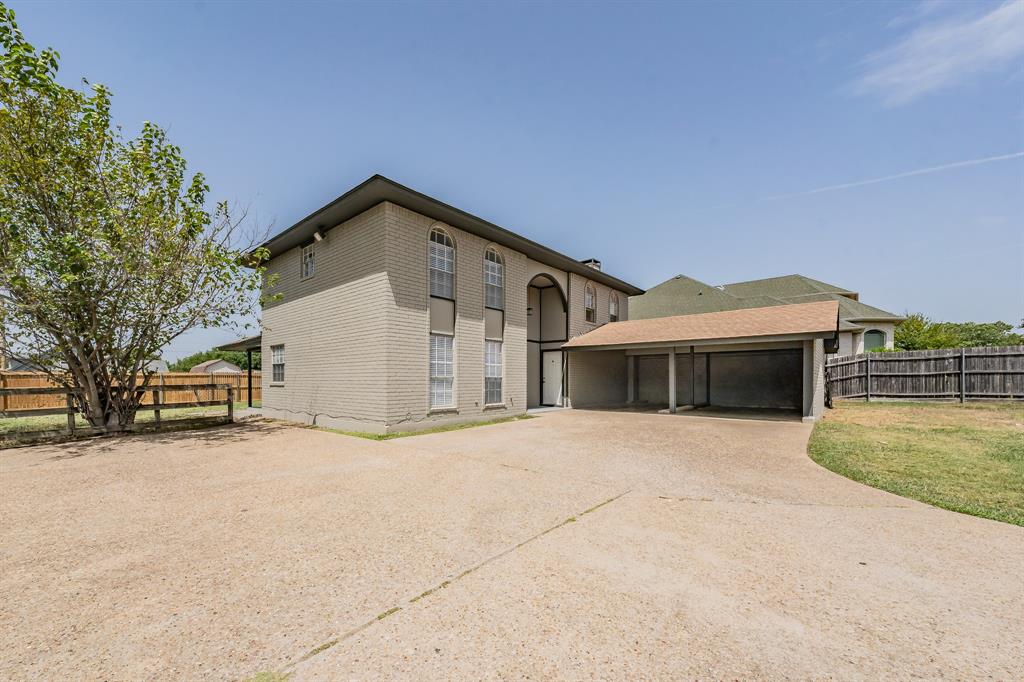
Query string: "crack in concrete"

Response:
xmin=275 ymin=489 xmax=632 ymax=676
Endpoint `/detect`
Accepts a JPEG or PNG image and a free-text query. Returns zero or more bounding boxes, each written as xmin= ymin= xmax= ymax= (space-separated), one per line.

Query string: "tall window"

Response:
xmin=609 ymin=293 xmax=619 ymax=322
xmin=271 ymin=344 xmax=285 ymax=382
xmin=484 ymin=248 xmax=504 ymax=310
xmin=485 ymin=340 xmax=502 ymax=404
xmin=301 ymin=244 xmax=315 ymax=279
xmin=584 ymin=283 xmax=596 ymax=323
xmin=430 ymin=334 xmax=454 ymax=408
xmin=864 ymin=329 xmax=886 ymax=352
xmin=429 ymin=228 xmax=455 ymax=299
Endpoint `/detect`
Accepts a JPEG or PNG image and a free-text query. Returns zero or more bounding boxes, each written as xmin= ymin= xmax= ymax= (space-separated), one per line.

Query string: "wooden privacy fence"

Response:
xmin=0 ymin=371 xmax=261 ymax=413
xmin=826 ymin=345 xmax=1024 ymax=401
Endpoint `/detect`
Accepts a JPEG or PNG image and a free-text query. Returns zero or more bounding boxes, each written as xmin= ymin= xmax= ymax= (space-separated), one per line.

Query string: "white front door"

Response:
xmin=542 ymin=351 xmax=563 ymax=406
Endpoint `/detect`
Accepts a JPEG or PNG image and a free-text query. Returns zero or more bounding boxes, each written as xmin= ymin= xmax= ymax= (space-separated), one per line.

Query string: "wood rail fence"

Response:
xmin=826 ymin=345 xmax=1024 ymax=402
xmin=0 ymin=381 xmax=239 ymax=446
xmin=0 ymin=371 xmax=261 ymax=413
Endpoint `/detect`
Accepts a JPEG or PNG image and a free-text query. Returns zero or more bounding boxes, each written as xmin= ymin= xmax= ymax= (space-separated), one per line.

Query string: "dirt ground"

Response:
xmin=1 ymin=410 xmax=1022 ymax=680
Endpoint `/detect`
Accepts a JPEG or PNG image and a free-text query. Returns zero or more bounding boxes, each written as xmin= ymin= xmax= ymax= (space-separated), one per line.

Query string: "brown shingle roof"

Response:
xmin=563 ymin=300 xmax=839 ymax=349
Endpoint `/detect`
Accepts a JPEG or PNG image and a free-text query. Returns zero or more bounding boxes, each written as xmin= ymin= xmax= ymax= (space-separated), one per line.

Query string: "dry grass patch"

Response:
xmin=809 ymin=401 xmax=1024 ymax=526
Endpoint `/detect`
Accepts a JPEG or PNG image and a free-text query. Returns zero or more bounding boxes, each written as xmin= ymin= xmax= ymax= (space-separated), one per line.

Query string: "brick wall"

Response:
xmin=567 ymin=350 xmax=627 ymax=407
xmin=384 ymin=203 xmax=528 ymax=431
xmin=260 ymin=204 xmax=390 ymax=432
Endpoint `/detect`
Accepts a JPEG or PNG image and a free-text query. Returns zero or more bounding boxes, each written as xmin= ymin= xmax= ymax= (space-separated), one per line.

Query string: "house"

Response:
xmin=233 ymin=175 xmax=837 ymax=433
xmin=251 ymin=175 xmax=640 ymax=434
xmin=189 ymin=358 xmax=241 ymax=374
xmin=631 ymin=273 xmax=903 ymax=356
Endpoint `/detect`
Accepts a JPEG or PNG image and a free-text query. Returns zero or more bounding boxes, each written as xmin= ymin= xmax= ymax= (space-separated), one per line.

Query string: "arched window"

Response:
xmin=584 ymin=283 xmax=596 ymax=323
xmin=428 ymin=228 xmax=455 ymax=299
xmin=864 ymin=329 xmax=886 ymax=352
xmin=484 ymin=248 xmax=504 ymax=310
xmin=428 ymin=227 xmax=456 ymax=408
xmin=609 ymin=293 xmax=619 ymax=322
xmin=483 ymin=248 xmax=505 ymax=405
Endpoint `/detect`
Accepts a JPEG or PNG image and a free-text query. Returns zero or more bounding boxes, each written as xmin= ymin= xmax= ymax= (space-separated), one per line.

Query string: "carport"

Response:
xmin=563 ymin=300 xmax=839 ymax=421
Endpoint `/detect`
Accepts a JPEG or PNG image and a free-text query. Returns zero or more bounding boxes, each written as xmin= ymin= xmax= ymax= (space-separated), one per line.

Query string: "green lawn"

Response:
xmin=0 ymin=401 xmax=260 ymax=438
xmin=809 ymin=401 xmax=1024 ymax=526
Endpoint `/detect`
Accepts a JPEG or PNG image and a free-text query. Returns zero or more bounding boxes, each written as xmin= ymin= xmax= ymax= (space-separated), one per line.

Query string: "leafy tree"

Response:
xmin=894 ymin=313 xmax=1023 ymax=351
xmin=0 ymin=5 xmax=271 ymax=430
xmin=169 ymin=349 xmax=260 ymax=372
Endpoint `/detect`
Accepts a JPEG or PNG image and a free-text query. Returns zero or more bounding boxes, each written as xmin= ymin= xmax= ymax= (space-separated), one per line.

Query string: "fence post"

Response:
xmin=865 ymin=354 xmax=871 ymax=402
xmin=227 ymin=386 xmax=234 ymax=423
xmin=152 ymin=387 xmax=161 ymax=427
xmin=66 ymin=392 xmax=76 ymax=435
xmin=960 ymin=347 xmax=966 ymax=403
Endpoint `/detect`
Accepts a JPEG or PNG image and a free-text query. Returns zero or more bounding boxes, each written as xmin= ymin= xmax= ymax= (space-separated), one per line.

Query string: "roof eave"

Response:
xmin=216 ymin=334 xmax=263 ymax=352
xmin=253 ymin=175 xmax=644 ymax=296
xmin=563 ymin=329 xmax=837 ymax=352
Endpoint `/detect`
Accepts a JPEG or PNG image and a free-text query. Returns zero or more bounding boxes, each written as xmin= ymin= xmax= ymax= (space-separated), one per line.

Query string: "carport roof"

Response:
xmin=563 ymin=300 xmax=839 ymax=350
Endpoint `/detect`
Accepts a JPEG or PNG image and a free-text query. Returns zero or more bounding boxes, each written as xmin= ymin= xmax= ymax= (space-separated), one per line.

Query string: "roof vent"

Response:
xmin=581 ymin=258 xmax=602 ymax=271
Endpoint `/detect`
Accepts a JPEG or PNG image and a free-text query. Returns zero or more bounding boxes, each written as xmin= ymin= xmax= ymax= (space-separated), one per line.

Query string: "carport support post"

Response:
xmin=668 ymin=347 xmax=677 ymax=413
xmin=626 ymin=354 xmax=636 ymax=403
xmin=690 ymin=345 xmax=696 ymax=407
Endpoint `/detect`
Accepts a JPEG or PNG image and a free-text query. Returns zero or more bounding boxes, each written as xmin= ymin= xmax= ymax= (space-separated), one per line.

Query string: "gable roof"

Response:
xmin=257 ymin=175 xmax=643 ymax=296
xmin=563 ymin=300 xmax=839 ymax=350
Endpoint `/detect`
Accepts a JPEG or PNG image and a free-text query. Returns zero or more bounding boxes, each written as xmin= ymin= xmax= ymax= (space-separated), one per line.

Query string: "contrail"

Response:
xmin=767 ymin=151 xmax=1024 ymax=200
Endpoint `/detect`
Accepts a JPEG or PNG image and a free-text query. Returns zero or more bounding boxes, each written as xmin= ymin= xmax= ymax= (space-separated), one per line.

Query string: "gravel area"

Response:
xmin=2 ymin=410 xmax=1022 ymax=680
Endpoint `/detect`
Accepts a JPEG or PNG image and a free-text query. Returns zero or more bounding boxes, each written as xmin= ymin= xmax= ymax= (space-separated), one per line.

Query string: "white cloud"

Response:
xmin=853 ymin=0 xmax=1024 ymax=106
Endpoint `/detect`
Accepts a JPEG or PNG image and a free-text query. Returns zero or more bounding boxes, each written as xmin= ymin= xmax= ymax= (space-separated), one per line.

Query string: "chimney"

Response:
xmin=581 ymin=258 xmax=602 ymax=271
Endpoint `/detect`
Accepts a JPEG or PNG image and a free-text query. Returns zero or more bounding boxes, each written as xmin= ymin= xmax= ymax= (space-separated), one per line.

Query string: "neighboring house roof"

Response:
xmin=255 ymin=174 xmax=644 ymax=296
xmin=779 ymin=292 xmax=904 ymax=325
xmin=721 ymin=274 xmax=857 ymax=300
xmin=631 ymin=273 xmax=902 ymax=328
xmin=190 ymin=359 xmax=241 ymax=373
xmin=563 ymin=300 xmax=839 ymax=350
xmin=629 ymin=274 xmax=780 ymax=318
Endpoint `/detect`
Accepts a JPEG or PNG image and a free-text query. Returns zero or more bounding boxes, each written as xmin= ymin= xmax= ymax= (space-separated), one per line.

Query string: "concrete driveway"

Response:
xmin=1 ymin=410 xmax=1021 ymax=680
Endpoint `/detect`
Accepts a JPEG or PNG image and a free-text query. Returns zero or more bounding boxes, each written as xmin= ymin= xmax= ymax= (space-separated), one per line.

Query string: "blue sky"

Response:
xmin=13 ymin=0 xmax=1024 ymax=361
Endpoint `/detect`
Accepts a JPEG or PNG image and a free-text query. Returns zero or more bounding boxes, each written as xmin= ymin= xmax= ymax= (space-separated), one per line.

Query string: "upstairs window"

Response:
xmin=609 ymin=293 xmax=619 ymax=322
xmin=301 ymin=244 xmax=315 ymax=280
xmin=484 ymin=248 xmax=504 ymax=310
xmin=429 ymin=228 xmax=455 ymax=299
xmin=584 ymin=283 xmax=596 ymax=323
xmin=271 ymin=344 xmax=285 ymax=383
